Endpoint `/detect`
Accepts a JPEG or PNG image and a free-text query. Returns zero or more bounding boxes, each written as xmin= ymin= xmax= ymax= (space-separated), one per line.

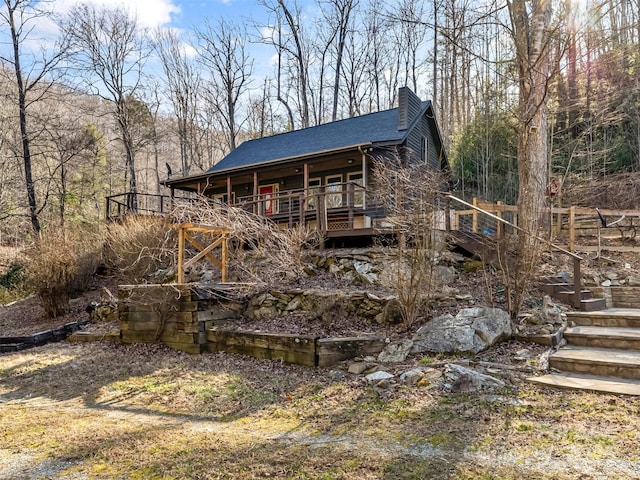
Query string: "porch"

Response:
xmin=106 ymin=182 xmax=389 ymax=240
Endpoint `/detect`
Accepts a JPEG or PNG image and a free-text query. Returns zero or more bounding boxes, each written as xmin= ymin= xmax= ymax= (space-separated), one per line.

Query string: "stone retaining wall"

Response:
xmin=117 ymin=283 xmax=394 ymax=363
xmin=589 ymin=286 xmax=640 ymax=309
xmin=246 ymin=288 xmax=402 ymax=324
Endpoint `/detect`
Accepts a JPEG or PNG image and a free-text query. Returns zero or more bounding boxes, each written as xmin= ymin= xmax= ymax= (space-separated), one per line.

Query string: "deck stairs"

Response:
xmin=528 ymin=308 xmax=640 ymax=395
xmin=537 ymin=275 xmax=607 ymax=312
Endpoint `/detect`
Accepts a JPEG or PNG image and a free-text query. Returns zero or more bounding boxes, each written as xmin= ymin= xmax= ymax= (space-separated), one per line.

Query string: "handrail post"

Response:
xmin=444 ymin=196 xmax=451 ymax=232
xmin=573 ymin=256 xmax=581 ymax=308
xmin=472 ymin=197 xmax=478 ymax=233
xmin=496 ymin=201 xmax=503 ymax=238
xmin=569 ymin=206 xmax=576 ymax=252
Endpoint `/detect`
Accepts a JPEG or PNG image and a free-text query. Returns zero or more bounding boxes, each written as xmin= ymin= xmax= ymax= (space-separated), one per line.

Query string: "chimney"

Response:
xmin=397 ymin=87 xmax=422 ymax=131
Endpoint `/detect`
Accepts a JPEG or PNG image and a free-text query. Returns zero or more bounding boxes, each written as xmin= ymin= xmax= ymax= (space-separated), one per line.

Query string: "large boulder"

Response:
xmin=411 ymin=307 xmax=512 ymax=354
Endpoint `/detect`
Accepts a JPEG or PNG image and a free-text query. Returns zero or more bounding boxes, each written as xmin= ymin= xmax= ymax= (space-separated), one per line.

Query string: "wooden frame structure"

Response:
xmin=175 ymin=223 xmax=228 ymax=283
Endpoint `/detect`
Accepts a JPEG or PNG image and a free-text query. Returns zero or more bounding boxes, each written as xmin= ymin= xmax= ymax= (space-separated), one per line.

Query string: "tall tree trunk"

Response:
xmin=7 ymin=2 xmax=41 ymax=235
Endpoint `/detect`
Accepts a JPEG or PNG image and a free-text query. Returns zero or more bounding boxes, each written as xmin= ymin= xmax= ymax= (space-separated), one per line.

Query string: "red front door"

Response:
xmin=259 ymin=185 xmax=275 ymax=215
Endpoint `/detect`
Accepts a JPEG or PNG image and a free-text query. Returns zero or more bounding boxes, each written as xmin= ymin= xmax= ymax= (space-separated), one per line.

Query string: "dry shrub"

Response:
xmin=371 ymin=153 xmax=447 ymax=328
xmin=25 ymin=227 xmax=102 ymax=317
xmin=103 ymin=216 xmax=176 ymax=284
xmin=171 ymin=197 xmax=321 ymax=286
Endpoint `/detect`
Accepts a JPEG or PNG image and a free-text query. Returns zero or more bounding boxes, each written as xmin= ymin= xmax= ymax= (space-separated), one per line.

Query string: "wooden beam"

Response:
xmin=569 ymin=206 xmax=576 ymax=252
xmin=177 ymin=226 xmax=185 ymax=283
xmin=184 ymin=234 xmax=223 ymax=269
xmin=226 ymin=176 xmax=232 ymax=203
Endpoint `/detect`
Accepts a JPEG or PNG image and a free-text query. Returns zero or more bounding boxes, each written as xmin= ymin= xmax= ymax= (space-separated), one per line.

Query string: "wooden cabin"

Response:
xmin=110 ymin=87 xmax=448 ymax=243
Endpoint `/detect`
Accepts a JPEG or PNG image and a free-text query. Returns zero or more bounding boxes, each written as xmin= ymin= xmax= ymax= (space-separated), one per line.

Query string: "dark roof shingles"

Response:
xmin=207 ymin=104 xmax=426 ymax=173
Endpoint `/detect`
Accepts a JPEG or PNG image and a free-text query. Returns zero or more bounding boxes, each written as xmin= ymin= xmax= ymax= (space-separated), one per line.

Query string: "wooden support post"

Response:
xmin=444 ymin=196 xmax=451 ymax=232
xmin=569 ymin=206 xmax=576 ymax=252
xmin=573 ymin=256 xmax=581 ymax=308
xmin=253 ymin=172 xmax=258 ymax=214
xmin=177 ymin=225 xmax=185 ymax=283
xmin=226 ymin=176 xmax=232 ymax=204
xmin=496 ymin=201 xmax=503 ymax=238
xmin=221 ymin=236 xmax=227 ymax=282
xmin=472 ymin=197 xmax=479 ymax=233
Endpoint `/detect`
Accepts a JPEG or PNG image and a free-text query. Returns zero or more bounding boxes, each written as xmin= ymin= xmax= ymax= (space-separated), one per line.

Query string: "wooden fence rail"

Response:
xmin=450 ymin=197 xmax=640 ymax=254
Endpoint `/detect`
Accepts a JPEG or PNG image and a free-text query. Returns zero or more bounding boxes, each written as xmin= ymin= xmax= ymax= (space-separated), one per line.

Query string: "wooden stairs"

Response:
xmin=528 ymin=308 xmax=640 ymax=395
xmin=538 ymin=275 xmax=607 ymax=312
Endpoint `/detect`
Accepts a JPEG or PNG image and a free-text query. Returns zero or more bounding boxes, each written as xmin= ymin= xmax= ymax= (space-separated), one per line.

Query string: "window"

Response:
xmin=326 ymin=175 xmax=343 ymax=208
xmin=347 ymin=171 xmax=364 ymax=207
xmin=307 ymin=177 xmax=321 ymax=210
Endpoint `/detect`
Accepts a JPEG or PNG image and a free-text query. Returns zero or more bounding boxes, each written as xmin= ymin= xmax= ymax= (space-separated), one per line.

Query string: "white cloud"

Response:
xmin=55 ymin=0 xmax=181 ymax=29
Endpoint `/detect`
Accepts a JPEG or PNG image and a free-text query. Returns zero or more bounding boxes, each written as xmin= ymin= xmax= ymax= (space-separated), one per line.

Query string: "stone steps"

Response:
xmin=549 ymin=346 xmax=640 ymax=380
xmin=567 ymin=308 xmax=640 ymax=328
xmin=528 ymin=307 xmax=640 ymax=396
xmin=564 ymin=325 xmax=640 ymax=350
xmin=528 ymin=372 xmax=640 ymax=396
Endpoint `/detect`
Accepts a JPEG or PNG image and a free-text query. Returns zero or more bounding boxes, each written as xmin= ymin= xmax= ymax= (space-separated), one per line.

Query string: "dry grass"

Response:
xmin=24 ymin=228 xmax=102 ymax=317
xmin=171 ymin=197 xmax=321 ymax=286
xmin=1 ymin=342 xmax=639 ymax=479
xmin=102 ymin=216 xmax=176 ymax=284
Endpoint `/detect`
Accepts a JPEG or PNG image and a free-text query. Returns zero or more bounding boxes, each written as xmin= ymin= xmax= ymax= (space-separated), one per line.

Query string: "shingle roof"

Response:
xmin=207 ymin=101 xmax=430 ymax=173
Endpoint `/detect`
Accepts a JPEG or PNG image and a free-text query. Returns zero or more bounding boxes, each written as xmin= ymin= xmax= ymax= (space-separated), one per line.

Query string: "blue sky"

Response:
xmin=54 ymin=0 xmax=284 ymax=31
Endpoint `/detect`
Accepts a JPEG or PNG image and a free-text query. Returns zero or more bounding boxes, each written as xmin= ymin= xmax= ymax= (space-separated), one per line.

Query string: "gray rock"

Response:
xmin=601 ymin=279 xmax=612 ymax=287
xmin=378 ymin=339 xmax=414 ymax=363
xmin=366 ymin=371 xmax=394 ymax=382
xmin=444 ymin=364 xmax=505 ymax=392
xmin=348 ymin=362 xmax=369 ymax=375
xmin=411 ymin=307 xmax=512 ymax=354
xmin=628 ymin=277 xmax=640 ymax=287
xmin=400 ymin=368 xmax=424 ymax=385
xmin=433 ymin=265 xmax=457 ymax=285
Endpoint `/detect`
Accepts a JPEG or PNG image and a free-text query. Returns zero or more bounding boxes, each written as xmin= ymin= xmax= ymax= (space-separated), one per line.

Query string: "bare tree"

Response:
xmin=260 ymin=0 xmax=311 ymax=129
xmin=63 ymin=4 xmax=150 ymax=210
xmin=324 ymin=0 xmax=358 ymax=121
xmin=154 ymin=28 xmax=203 ymax=175
xmin=0 ymin=0 xmax=68 ymax=235
xmin=196 ymin=18 xmax=254 ymax=153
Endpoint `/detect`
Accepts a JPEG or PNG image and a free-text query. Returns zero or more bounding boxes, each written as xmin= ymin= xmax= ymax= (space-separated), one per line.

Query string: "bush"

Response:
xmin=25 ymin=228 xmax=102 ymax=318
xmin=0 ymin=263 xmax=25 ymax=289
xmin=102 ymin=216 xmax=176 ymax=284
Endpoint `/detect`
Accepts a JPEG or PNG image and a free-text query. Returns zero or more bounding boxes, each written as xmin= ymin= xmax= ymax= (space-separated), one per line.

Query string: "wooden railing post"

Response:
xmin=496 ymin=201 xmax=503 ymax=238
xmin=569 ymin=206 xmax=576 ymax=252
xmin=445 ymin=196 xmax=451 ymax=232
xmin=573 ymin=256 xmax=581 ymax=308
xmin=472 ymin=197 xmax=479 ymax=233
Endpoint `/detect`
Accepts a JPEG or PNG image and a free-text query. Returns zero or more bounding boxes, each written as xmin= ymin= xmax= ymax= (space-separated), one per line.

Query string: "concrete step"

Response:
xmin=549 ymin=346 xmax=640 ymax=380
xmin=567 ymin=308 xmax=640 ymax=328
xmin=579 ymin=298 xmax=607 ymax=312
xmin=528 ymin=372 xmax=640 ymax=396
xmin=564 ymin=326 xmax=640 ymax=350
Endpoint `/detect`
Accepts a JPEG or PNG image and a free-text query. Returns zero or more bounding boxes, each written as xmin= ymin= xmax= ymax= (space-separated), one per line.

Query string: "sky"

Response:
xmin=52 ymin=0 xmax=282 ymax=32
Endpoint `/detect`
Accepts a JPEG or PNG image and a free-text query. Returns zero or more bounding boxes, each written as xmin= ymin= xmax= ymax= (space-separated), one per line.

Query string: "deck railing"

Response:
xmin=106 ymin=183 xmax=386 ymax=233
xmin=106 ymin=192 xmax=173 ymax=220
xmin=444 ymin=194 xmax=584 ymax=308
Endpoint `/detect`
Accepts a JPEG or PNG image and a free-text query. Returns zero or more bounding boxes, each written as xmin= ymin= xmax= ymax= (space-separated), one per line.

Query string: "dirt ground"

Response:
xmin=1 ymin=340 xmax=639 ymax=479
xmin=1 ymin=247 xmax=640 ymax=479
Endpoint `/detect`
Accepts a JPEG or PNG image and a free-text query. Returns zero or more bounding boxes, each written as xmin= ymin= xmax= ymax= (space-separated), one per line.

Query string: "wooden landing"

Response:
xmin=528 ymin=372 xmax=640 ymax=396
